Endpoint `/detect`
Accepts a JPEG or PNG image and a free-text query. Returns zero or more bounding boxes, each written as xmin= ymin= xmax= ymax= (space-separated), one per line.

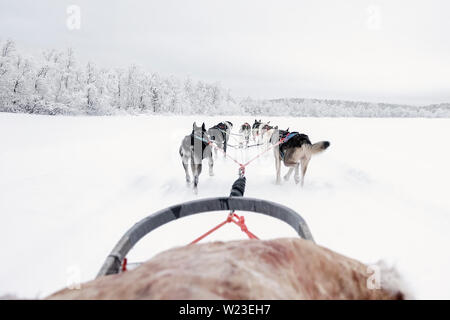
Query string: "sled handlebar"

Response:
xmin=97 ymin=196 xmax=314 ymax=278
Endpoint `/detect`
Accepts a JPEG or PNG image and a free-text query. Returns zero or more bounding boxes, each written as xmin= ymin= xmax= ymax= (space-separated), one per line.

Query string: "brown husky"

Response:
xmin=271 ymin=129 xmax=330 ymax=186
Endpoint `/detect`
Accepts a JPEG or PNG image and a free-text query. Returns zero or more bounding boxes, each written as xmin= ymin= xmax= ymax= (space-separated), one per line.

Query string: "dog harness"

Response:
xmin=191 ymin=133 xmax=210 ymax=157
xmin=279 ymin=132 xmax=299 ymax=161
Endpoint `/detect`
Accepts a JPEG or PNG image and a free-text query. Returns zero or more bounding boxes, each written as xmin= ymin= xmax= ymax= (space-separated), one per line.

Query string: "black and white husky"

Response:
xmin=251 ymin=119 xmax=262 ymax=143
xmin=271 ymin=129 xmax=330 ymax=186
xmin=252 ymin=120 xmax=273 ymax=145
xmin=207 ymin=121 xmax=233 ymax=156
xmin=179 ymin=122 xmax=214 ymax=194
xmin=239 ymin=122 xmax=251 ymax=147
xmin=260 ymin=122 xmax=275 ymax=145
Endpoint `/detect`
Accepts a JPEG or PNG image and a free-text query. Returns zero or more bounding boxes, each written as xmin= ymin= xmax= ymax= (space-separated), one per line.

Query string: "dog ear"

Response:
xmin=202 ymin=123 xmax=206 ymax=130
xmin=193 ymin=122 xmax=197 ymax=129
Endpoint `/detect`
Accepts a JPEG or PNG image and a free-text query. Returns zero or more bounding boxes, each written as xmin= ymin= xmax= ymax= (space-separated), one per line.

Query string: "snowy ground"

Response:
xmin=0 ymin=113 xmax=449 ymax=299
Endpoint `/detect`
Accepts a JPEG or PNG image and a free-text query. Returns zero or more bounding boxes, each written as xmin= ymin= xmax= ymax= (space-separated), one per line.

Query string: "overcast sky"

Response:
xmin=1 ymin=0 xmax=449 ymax=105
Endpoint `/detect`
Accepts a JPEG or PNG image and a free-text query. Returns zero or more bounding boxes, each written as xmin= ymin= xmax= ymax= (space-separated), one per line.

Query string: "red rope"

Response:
xmin=121 ymin=257 xmax=127 ymax=272
xmin=189 ymin=135 xmax=289 ymax=245
xmin=209 ymin=141 xmax=243 ymax=168
xmin=230 ymin=214 xmax=258 ymax=239
xmin=189 ymin=219 xmax=230 ymax=244
xmin=209 ymin=135 xmax=287 ymax=172
xmin=241 ymin=136 xmax=287 ymax=168
xmin=189 ymin=212 xmax=259 ymax=244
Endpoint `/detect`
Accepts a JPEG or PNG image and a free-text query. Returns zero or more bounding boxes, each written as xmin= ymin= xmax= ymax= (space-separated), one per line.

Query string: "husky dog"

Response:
xmin=179 ymin=122 xmax=214 ymax=194
xmin=239 ymin=122 xmax=251 ymax=147
xmin=252 ymin=120 xmax=273 ymax=146
xmin=261 ymin=123 xmax=276 ymax=145
xmin=251 ymin=119 xmax=262 ymax=143
xmin=271 ymin=129 xmax=330 ymax=186
xmin=207 ymin=121 xmax=233 ymax=156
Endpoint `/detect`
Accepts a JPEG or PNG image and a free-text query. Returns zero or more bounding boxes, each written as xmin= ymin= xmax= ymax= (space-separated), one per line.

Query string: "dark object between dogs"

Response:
xmin=230 ymin=176 xmax=246 ymax=197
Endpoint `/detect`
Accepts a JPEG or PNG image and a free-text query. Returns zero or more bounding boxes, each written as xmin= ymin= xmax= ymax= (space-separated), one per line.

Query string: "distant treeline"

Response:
xmin=1 ymin=39 xmax=449 ymax=118
xmin=240 ymin=98 xmax=450 ymax=118
xmin=0 ymin=39 xmax=239 ymax=116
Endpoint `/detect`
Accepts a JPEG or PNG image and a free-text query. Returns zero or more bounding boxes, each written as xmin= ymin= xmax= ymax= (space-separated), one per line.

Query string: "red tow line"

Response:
xmin=190 ymin=134 xmax=291 ymax=245
xmin=190 ymin=212 xmax=259 ymax=244
xmin=208 ymin=134 xmax=288 ymax=176
xmin=120 ymin=213 xmax=257 ymax=273
xmin=119 ymin=134 xmax=290 ymax=272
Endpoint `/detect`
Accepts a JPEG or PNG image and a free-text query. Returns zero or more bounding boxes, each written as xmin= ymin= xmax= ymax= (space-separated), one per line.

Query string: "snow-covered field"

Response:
xmin=1 ymin=113 xmax=449 ymax=299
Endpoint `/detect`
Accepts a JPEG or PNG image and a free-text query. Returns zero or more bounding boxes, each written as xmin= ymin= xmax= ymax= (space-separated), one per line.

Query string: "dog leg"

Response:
xmin=195 ymin=163 xmax=202 ymax=187
xmin=190 ymin=161 xmax=196 ymax=190
xmin=181 ymin=153 xmax=191 ymax=184
xmin=208 ymin=151 xmax=214 ymax=176
xmin=284 ymin=167 xmax=294 ymax=181
xmin=294 ymin=163 xmax=300 ymax=184
xmin=183 ymin=162 xmax=191 ymax=184
xmin=274 ymin=150 xmax=281 ymax=184
xmin=221 ymin=141 xmax=226 ymax=158
xmin=191 ymin=161 xmax=202 ymax=194
xmin=300 ymin=157 xmax=310 ymax=187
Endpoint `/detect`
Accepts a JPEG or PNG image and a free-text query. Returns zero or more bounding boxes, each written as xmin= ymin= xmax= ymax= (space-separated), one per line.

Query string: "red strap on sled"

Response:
xmin=189 ymin=212 xmax=259 ymax=244
xmin=121 ymin=258 xmax=127 ymax=272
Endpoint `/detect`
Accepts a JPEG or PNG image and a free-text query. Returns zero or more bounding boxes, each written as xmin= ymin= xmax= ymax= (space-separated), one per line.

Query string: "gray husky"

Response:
xmin=271 ymin=129 xmax=330 ymax=186
xmin=207 ymin=121 xmax=233 ymax=157
xmin=179 ymin=122 xmax=214 ymax=194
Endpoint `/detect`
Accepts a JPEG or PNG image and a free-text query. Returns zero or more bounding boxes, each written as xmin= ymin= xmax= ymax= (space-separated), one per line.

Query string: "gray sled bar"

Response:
xmin=97 ymin=197 xmax=314 ymax=278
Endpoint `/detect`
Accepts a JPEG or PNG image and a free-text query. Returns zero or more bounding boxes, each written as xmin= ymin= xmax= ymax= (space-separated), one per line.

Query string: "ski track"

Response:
xmin=0 ymin=113 xmax=449 ymax=299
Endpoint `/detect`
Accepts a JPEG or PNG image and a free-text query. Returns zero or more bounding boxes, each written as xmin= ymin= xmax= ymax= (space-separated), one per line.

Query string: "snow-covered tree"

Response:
xmin=1 ymin=39 xmax=449 ymax=118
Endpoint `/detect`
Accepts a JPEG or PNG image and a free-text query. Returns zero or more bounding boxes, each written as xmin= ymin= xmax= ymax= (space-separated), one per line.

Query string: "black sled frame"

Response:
xmin=97 ymin=176 xmax=314 ymax=277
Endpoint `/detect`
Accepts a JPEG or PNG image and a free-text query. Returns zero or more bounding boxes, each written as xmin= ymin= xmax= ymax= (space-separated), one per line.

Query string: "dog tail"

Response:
xmin=310 ymin=141 xmax=330 ymax=155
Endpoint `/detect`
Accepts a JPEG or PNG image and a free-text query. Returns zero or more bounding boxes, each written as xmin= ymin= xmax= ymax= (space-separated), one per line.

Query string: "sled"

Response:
xmin=97 ymin=175 xmax=314 ymax=277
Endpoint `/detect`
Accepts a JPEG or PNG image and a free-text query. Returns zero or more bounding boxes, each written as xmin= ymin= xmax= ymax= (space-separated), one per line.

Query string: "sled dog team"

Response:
xmin=179 ymin=120 xmax=330 ymax=193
